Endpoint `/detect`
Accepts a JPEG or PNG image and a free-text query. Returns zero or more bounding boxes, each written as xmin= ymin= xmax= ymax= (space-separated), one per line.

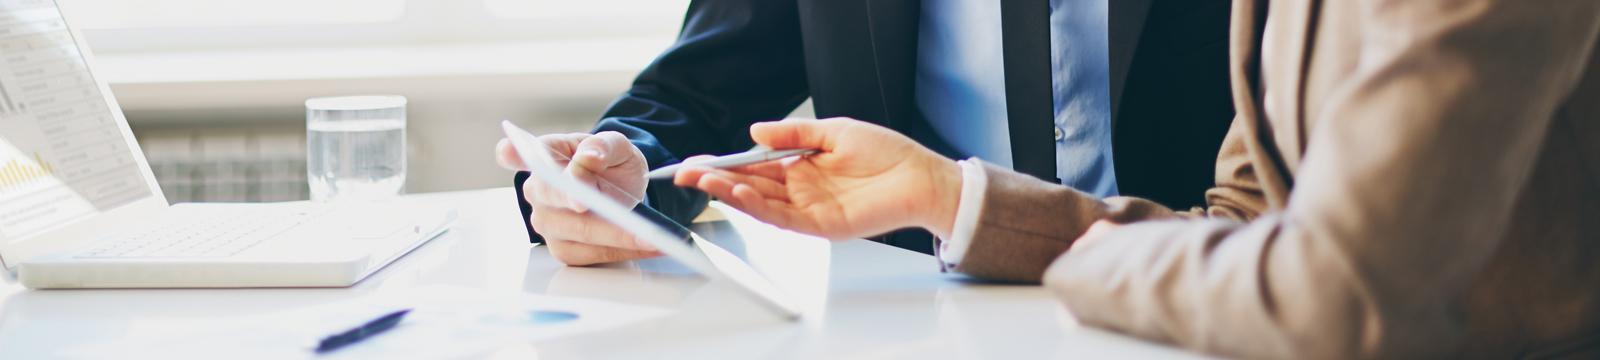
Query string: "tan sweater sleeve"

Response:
xmin=1040 ymin=1 xmax=1600 ymax=360
xmin=954 ymin=111 xmax=1268 ymax=283
xmin=947 ymin=162 xmax=1107 ymax=283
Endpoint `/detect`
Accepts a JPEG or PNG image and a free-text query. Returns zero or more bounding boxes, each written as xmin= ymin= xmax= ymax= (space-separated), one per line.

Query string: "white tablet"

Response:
xmin=501 ymin=121 xmax=800 ymax=320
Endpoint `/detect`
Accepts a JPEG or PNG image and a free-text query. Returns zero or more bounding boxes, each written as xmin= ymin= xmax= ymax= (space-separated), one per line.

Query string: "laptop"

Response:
xmin=501 ymin=121 xmax=801 ymax=320
xmin=6 ymin=1 xmax=455 ymax=288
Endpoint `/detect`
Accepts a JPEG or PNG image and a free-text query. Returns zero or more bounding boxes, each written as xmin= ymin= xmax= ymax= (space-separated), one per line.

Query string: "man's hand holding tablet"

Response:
xmin=495 ymin=131 xmax=661 ymax=265
xmin=500 ymin=121 xmax=801 ymax=319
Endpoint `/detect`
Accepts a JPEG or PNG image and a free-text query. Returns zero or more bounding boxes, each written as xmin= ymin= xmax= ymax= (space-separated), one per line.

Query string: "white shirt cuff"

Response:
xmin=938 ymin=158 xmax=988 ymax=266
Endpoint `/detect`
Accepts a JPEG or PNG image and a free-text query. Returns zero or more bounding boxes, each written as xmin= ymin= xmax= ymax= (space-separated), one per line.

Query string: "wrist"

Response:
xmin=921 ymin=155 xmax=963 ymax=239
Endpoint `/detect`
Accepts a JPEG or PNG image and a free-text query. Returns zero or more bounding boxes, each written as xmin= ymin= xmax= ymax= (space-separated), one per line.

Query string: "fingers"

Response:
xmin=528 ymin=204 xmax=659 ymax=252
xmin=671 ymin=155 xmax=737 ymax=186
xmin=495 ymin=139 xmax=526 ymax=170
xmin=731 ymin=159 xmax=788 ymax=180
xmin=521 ymin=171 xmax=575 ymax=210
xmin=499 ymin=133 xmax=589 ymax=170
xmin=524 ymin=159 xmax=665 ymax=266
xmin=694 ymin=173 xmax=766 ymax=222
xmin=720 ymin=182 xmax=774 ymax=218
xmin=672 ymin=158 xmax=786 ymax=188
xmin=566 ymin=132 xmax=646 ymax=208
xmin=546 ymin=239 xmax=663 ymax=266
xmin=749 ymin=117 xmax=853 ymax=151
xmin=728 ymin=183 xmax=795 ymax=229
xmin=514 ymin=132 xmax=648 ymax=215
xmin=562 ymin=163 xmax=599 ymax=212
xmin=562 ymin=155 xmax=643 ymax=211
xmin=687 ymin=168 xmax=789 ymax=201
xmin=681 ymin=154 xmax=718 ymax=164
xmin=690 ymin=171 xmax=817 ymax=235
xmin=567 ymin=132 xmax=635 ymax=179
xmin=538 ymin=133 xmax=590 ymax=159
xmin=571 ymin=132 xmax=636 ymax=169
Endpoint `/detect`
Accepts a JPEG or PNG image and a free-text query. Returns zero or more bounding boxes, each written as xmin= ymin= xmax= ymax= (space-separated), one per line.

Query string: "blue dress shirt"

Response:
xmin=915 ymin=0 xmax=1118 ymax=198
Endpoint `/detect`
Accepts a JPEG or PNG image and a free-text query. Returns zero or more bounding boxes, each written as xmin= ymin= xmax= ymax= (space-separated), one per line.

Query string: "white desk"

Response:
xmin=0 ymin=188 xmax=1214 ymax=359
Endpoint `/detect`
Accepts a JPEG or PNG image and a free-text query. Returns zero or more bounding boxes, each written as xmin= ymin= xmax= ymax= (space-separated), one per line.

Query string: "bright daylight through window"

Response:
xmin=483 ymin=0 xmax=692 ymax=20
xmin=63 ymin=0 xmax=406 ymax=29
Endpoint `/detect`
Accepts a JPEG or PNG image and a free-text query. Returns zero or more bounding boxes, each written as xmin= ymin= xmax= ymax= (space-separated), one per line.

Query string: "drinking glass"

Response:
xmin=305 ymin=95 xmax=406 ymax=202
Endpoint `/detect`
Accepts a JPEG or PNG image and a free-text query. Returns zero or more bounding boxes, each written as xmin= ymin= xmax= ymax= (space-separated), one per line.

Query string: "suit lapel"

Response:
xmin=863 ymin=0 xmax=922 ymax=134
xmin=1108 ymin=0 xmax=1155 ymax=124
xmin=796 ymin=1 xmax=888 ymax=125
xmin=1229 ymin=0 xmax=1294 ymax=209
xmin=796 ymin=0 xmax=920 ymax=132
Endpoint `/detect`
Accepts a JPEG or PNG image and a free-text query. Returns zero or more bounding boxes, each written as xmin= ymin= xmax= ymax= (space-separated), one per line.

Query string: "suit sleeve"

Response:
xmin=1033 ymin=1 xmax=1600 ymax=359
xmin=516 ymin=0 xmax=811 ymax=243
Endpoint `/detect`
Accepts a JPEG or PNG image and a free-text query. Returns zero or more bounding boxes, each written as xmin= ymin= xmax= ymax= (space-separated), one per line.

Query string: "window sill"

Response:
xmin=98 ymin=36 xmax=672 ymax=112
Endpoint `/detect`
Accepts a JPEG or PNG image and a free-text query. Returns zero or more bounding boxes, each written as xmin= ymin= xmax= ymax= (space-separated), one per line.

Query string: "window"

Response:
xmin=484 ymin=0 xmax=691 ymax=20
xmin=63 ymin=0 xmax=406 ymax=29
xmin=63 ymin=0 xmax=691 ymax=54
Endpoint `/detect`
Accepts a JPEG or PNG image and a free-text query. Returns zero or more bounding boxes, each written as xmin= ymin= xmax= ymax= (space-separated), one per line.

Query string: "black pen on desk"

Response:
xmin=314 ymin=309 xmax=410 ymax=353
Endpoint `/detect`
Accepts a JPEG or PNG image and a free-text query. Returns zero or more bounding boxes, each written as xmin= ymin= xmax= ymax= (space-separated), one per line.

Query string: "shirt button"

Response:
xmin=1054 ymin=126 xmax=1064 ymax=141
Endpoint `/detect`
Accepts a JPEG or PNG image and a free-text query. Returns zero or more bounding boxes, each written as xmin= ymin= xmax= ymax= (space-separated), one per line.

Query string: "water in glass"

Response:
xmin=307 ymin=119 xmax=405 ymax=201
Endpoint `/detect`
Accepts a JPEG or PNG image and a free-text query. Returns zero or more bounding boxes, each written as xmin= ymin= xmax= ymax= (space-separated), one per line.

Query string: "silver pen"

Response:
xmin=646 ymin=147 xmax=819 ymax=180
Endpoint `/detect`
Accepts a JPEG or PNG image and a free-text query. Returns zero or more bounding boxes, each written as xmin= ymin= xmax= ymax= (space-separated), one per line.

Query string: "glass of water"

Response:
xmin=305 ymin=95 xmax=407 ymax=202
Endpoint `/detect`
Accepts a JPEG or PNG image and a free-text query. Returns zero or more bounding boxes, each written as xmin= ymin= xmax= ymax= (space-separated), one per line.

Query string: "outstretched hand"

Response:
xmin=673 ymin=117 xmax=963 ymax=240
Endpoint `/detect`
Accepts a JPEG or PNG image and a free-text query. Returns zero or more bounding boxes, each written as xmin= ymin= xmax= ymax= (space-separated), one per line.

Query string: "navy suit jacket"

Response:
xmin=516 ymin=0 xmax=1234 ymax=254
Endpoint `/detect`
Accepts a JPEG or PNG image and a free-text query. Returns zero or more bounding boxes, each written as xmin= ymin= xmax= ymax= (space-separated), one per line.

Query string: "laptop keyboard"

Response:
xmin=75 ymin=207 xmax=330 ymax=259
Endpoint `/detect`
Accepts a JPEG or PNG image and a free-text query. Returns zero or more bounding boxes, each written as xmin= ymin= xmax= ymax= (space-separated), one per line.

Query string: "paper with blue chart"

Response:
xmin=58 ymin=285 xmax=673 ymax=359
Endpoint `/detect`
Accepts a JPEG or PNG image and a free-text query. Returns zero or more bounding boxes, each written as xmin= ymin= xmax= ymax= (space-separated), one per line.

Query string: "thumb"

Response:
xmin=494 ymin=138 xmax=527 ymax=171
xmin=749 ymin=117 xmax=853 ymax=151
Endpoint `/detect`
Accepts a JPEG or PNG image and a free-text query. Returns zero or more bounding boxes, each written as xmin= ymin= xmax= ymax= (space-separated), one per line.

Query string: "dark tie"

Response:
xmin=1000 ymin=0 xmax=1059 ymax=183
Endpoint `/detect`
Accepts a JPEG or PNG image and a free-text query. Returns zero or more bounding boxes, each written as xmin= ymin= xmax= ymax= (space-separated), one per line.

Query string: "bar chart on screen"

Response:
xmin=0 ymin=153 xmax=54 ymax=189
xmin=0 ymin=143 xmax=98 ymax=241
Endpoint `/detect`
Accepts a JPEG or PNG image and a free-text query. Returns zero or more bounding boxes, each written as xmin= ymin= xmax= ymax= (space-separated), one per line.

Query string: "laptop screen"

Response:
xmin=0 ymin=3 xmax=152 ymax=242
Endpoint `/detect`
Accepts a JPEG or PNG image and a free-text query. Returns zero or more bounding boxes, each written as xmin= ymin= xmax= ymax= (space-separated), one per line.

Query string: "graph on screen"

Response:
xmin=0 ymin=153 xmax=54 ymax=189
xmin=0 ymin=0 xmax=151 ymax=241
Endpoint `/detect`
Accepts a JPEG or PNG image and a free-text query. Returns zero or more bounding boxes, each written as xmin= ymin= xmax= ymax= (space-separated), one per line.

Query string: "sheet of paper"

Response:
xmin=58 ymin=285 xmax=673 ymax=360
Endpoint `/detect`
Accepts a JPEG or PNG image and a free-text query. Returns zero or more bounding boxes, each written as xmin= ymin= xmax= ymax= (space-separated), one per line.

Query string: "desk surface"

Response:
xmin=0 ymin=188 xmax=1213 ymax=359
